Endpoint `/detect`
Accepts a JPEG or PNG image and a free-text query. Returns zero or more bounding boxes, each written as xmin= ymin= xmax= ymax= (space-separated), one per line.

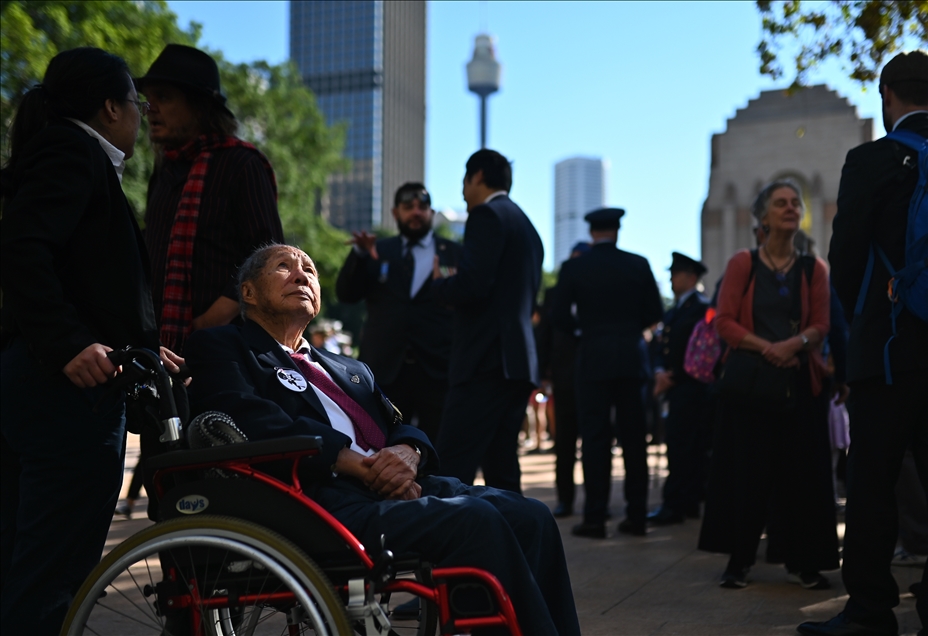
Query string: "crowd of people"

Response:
xmin=0 ymin=41 xmax=925 ymax=636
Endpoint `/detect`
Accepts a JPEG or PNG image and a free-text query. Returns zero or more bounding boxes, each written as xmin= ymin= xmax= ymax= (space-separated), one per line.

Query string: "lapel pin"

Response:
xmin=276 ymin=367 xmax=307 ymax=392
xmin=350 ymin=374 xmax=360 ymax=384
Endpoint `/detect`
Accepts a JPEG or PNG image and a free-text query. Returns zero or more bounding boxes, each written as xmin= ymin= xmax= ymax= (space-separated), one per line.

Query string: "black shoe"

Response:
xmin=552 ymin=503 xmax=573 ymax=518
xmin=616 ymin=518 xmax=646 ymax=536
xmin=911 ymin=582 xmax=922 ymax=598
xmin=786 ymin=569 xmax=830 ymax=590
xmin=797 ymin=611 xmax=898 ymax=636
xmin=647 ymin=506 xmax=684 ymax=525
xmin=391 ymin=597 xmax=420 ymax=620
xmin=571 ymin=522 xmax=606 ymax=538
xmin=719 ymin=567 xmax=749 ymax=589
xmin=114 ymin=503 xmax=132 ymax=519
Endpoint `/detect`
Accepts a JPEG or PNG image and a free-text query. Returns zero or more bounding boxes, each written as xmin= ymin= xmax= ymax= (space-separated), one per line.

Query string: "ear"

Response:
xmin=391 ymin=206 xmax=400 ymax=222
xmin=102 ymin=98 xmax=121 ymax=123
xmin=241 ymin=281 xmax=257 ymax=307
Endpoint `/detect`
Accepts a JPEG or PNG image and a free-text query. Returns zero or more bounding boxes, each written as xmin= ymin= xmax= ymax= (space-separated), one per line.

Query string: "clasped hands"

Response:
xmin=336 ymin=444 xmax=422 ymax=501
xmin=760 ymin=337 xmax=803 ymax=368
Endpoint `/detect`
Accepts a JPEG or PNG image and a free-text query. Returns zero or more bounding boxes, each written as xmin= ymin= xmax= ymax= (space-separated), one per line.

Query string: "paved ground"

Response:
xmin=105 ymin=436 xmax=924 ymax=635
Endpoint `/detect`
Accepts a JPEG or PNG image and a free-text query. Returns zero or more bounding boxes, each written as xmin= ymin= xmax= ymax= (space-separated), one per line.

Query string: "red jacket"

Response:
xmin=715 ymin=249 xmax=831 ymax=396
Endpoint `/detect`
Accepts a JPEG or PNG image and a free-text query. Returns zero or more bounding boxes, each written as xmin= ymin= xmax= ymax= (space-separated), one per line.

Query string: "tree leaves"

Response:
xmin=756 ymin=0 xmax=928 ymax=89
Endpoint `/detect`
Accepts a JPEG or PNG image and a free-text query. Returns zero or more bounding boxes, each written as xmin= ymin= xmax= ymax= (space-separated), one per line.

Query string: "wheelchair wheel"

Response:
xmin=61 ymin=515 xmax=352 ymax=635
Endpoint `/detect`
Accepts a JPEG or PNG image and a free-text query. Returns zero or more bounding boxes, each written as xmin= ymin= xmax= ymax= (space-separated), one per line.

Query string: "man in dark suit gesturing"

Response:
xmin=553 ymin=208 xmax=665 ymax=538
xmin=798 ymin=51 xmax=928 ymax=636
xmin=431 ymin=150 xmax=544 ymax=494
xmin=336 ymin=183 xmax=462 ymax=443
xmin=185 ymin=244 xmax=580 ymax=635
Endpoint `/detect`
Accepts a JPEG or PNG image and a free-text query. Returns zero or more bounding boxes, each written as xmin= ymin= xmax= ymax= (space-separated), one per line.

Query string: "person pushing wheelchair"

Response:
xmin=185 ymin=243 xmax=581 ymax=635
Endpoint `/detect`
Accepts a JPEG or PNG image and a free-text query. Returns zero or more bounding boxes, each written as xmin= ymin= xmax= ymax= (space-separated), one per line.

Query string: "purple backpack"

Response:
xmin=683 ymin=308 xmax=722 ymax=383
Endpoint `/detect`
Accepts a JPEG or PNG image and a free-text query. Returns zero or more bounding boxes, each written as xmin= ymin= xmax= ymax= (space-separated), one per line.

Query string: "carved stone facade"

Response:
xmin=700 ymin=85 xmax=873 ymax=284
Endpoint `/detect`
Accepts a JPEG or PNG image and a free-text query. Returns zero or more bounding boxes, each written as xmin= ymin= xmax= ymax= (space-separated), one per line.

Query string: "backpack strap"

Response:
xmin=886 ymin=129 xmax=926 ymax=153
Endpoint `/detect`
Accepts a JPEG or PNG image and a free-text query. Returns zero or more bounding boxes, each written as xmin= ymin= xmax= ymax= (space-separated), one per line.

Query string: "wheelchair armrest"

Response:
xmin=146 ymin=435 xmax=323 ymax=472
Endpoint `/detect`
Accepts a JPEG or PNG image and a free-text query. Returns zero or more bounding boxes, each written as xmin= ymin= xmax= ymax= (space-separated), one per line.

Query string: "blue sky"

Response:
xmin=167 ymin=1 xmax=885 ymax=291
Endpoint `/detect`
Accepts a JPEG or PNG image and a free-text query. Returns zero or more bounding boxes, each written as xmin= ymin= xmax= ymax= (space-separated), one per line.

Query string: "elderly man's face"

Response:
xmin=142 ymin=82 xmax=201 ymax=147
xmin=246 ymin=248 xmax=322 ymax=321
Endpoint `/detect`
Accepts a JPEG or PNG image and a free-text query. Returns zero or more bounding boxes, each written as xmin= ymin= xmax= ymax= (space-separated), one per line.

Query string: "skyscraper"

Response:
xmin=553 ymin=157 xmax=606 ymax=266
xmin=289 ymin=1 xmax=426 ymax=232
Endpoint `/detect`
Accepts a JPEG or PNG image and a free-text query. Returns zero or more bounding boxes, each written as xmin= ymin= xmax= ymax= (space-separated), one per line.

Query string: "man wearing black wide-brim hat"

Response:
xmin=137 ymin=44 xmax=284 ymax=357
xmin=648 ymin=251 xmax=710 ymax=527
xmin=551 ymin=207 xmax=665 ymax=539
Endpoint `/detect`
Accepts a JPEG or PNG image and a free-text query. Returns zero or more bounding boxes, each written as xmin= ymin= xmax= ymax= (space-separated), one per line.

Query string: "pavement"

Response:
xmin=105 ymin=435 xmax=924 ymax=635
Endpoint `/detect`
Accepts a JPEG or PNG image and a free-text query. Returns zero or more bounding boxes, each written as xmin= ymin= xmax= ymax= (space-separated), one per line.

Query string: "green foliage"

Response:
xmin=756 ymin=1 xmax=928 ymax=88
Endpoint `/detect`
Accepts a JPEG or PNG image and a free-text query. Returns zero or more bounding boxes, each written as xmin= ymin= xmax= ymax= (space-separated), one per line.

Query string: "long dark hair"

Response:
xmin=1 ymin=47 xmax=132 ymax=200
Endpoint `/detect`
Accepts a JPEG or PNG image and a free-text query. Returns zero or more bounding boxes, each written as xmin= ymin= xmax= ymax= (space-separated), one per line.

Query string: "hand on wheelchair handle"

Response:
xmin=64 ymin=343 xmax=116 ymax=388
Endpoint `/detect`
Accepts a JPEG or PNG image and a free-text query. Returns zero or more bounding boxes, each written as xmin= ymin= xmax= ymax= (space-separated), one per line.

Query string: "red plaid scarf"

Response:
xmin=159 ymin=134 xmax=277 ymax=351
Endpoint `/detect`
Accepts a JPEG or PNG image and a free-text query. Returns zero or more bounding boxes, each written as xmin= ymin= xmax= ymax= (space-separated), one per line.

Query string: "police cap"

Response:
xmin=669 ymin=251 xmax=707 ymax=277
xmin=584 ymin=207 xmax=625 ymax=230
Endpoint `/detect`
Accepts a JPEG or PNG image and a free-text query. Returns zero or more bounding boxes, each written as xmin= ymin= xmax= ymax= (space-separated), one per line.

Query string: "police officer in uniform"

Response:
xmin=649 ymin=252 xmax=711 ymax=525
xmin=552 ymin=208 xmax=665 ymax=538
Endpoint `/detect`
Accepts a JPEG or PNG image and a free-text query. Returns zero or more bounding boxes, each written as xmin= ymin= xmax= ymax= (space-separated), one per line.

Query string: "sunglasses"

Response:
xmin=397 ymin=190 xmax=431 ymax=207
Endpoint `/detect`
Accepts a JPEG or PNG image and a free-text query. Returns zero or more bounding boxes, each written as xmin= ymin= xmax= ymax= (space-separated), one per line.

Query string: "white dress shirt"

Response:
xmin=65 ymin=118 xmax=126 ymax=182
xmin=403 ymin=230 xmax=436 ymax=298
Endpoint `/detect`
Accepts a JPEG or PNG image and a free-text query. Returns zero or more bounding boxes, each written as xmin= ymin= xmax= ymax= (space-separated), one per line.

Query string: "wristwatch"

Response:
xmin=799 ymin=333 xmax=810 ymax=349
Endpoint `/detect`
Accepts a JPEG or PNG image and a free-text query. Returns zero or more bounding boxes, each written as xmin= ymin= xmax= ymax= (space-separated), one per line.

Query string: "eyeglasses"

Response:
xmin=127 ymin=99 xmax=150 ymax=116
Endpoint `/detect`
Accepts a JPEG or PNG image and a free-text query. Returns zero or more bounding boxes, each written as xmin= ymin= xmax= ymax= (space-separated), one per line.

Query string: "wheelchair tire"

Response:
xmin=61 ymin=515 xmax=353 ymax=635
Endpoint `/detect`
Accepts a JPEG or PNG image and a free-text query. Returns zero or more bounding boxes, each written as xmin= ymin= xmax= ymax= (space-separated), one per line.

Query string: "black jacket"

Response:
xmin=829 ymin=112 xmax=928 ymax=383
xmin=431 ymin=195 xmax=544 ymax=387
xmin=553 ymin=243 xmax=665 ymax=381
xmin=335 ymin=234 xmax=462 ymax=384
xmin=185 ymin=320 xmax=438 ymax=483
xmin=1 ymin=120 xmax=159 ymax=372
xmin=654 ymin=291 xmax=709 ymax=382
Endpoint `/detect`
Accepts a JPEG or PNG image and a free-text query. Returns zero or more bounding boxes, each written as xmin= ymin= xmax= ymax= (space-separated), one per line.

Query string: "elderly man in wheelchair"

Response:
xmin=64 ymin=243 xmax=580 ymax=636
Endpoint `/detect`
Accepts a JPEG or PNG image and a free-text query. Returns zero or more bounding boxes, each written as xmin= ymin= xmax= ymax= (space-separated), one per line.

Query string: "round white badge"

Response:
xmin=276 ymin=367 xmax=307 ymax=392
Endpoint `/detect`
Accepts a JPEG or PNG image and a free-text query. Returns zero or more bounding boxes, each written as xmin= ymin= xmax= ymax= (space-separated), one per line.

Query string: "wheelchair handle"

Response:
xmin=107 ymin=347 xmax=183 ymax=444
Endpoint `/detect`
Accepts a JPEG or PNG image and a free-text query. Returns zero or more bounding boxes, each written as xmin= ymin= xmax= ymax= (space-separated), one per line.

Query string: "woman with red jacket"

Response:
xmin=698 ymin=180 xmax=840 ymax=590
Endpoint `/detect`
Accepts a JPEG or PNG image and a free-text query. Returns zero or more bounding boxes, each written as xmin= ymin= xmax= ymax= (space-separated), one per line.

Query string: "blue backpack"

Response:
xmin=853 ymin=129 xmax=928 ymax=384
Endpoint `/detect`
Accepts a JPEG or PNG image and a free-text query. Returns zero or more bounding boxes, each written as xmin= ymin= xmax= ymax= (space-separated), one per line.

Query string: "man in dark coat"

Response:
xmin=336 ymin=183 xmax=462 ymax=443
xmin=138 ymin=44 xmax=284 ymax=355
xmin=553 ymin=208 xmax=665 ymax=538
xmin=649 ymin=252 xmax=711 ymax=525
xmin=185 ymin=244 xmax=581 ymax=636
xmin=431 ymin=149 xmax=544 ymax=494
xmin=799 ymin=50 xmax=928 ymax=636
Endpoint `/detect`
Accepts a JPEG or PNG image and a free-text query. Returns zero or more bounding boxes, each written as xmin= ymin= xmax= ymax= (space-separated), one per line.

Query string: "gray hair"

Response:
xmin=751 ymin=179 xmax=804 ymax=227
xmin=236 ymin=242 xmax=293 ymax=316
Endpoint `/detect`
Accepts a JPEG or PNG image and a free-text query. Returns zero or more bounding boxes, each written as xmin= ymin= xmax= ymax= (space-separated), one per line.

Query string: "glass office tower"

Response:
xmin=290 ymin=1 xmax=426 ymax=232
xmin=554 ymin=157 xmax=606 ymax=266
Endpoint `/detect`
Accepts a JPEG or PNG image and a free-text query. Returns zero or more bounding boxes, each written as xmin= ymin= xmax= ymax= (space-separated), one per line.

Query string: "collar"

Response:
xmin=402 ymin=230 xmax=434 ymax=250
xmin=66 ymin=118 xmax=126 ymax=182
xmin=483 ymin=191 xmax=508 ymax=204
xmin=892 ymin=110 xmax=928 ymax=131
xmin=278 ymin=337 xmax=311 ymax=355
xmin=675 ymin=287 xmax=698 ymax=308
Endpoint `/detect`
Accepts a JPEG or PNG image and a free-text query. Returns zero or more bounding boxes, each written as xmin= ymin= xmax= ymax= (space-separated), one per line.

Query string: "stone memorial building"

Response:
xmin=700 ymin=85 xmax=873 ymax=287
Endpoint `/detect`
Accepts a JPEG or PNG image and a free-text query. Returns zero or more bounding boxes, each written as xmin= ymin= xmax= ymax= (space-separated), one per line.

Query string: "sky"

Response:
xmin=166 ymin=1 xmax=887 ymax=293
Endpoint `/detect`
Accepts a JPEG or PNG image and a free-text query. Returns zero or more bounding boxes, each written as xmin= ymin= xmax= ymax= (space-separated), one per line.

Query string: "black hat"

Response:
xmin=880 ymin=50 xmax=928 ymax=88
xmin=135 ymin=44 xmax=234 ymax=117
xmin=584 ymin=207 xmax=625 ymax=230
xmin=669 ymin=252 xmax=707 ymax=277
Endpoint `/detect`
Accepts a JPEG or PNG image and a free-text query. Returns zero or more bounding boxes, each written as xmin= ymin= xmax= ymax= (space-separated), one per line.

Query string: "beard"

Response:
xmin=398 ymin=218 xmax=432 ymax=241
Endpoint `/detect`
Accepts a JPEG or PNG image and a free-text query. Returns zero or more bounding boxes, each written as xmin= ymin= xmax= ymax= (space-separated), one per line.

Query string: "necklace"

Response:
xmin=762 ymin=244 xmax=796 ymax=297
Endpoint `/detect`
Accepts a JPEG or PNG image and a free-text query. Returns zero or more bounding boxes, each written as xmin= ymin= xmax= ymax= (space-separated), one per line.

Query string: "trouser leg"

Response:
xmin=577 ymin=379 xmax=614 ymax=525
xmin=553 ymin=372 xmax=579 ymax=509
xmin=0 ymin=341 xmax=126 ymax=636
xmin=896 ymin=449 xmax=928 ymax=555
xmin=662 ymin=381 xmax=706 ymax=513
xmin=614 ymin=379 xmax=649 ymax=523
xmin=480 ymin=380 xmax=533 ymax=494
xmin=843 ymin=373 xmax=927 ymax=622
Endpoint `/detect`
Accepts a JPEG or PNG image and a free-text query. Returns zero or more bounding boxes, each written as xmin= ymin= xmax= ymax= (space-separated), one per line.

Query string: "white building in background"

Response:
xmin=700 ymin=85 xmax=872 ymax=283
xmin=554 ymin=157 xmax=606 ymax=267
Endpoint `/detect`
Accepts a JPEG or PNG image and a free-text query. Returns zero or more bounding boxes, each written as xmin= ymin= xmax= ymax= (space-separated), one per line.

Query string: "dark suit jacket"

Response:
xmin=1 ymin=120 xmax=159 ymax=373
xmin=185 ymin=320 xmax=438 ymax=483
xmin=553 ymin=243 xmax=664 ymax=381
xmin=829 ymin=112 xmax=928 ymax=383
xmin=654 ymin=291 xmax=709 ymax=382
xmin=431 ymin=195 xmax=544 ymax=387
xmin=335 ymin=234 xmax=462 ymax=384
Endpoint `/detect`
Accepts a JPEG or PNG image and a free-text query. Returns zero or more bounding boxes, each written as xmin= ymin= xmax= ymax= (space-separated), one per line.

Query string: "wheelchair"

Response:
xmin=60 ymin=348 xmax=523 ymax=636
